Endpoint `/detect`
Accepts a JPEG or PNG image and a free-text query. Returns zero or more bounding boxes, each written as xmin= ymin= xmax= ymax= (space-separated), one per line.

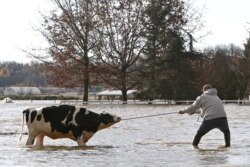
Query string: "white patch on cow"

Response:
xmin=31 ymin=108 xmax=49 ymax=129
xmin=61 ymin=117 xmax=67 ymax=125
xmin=26 ymin=111 xmax=53 ymax=144
xmin=61 ymin=112 xmax=70 ymax=125
xmin=27 ymin=107 xmax=41 ymax=123
xmin=70 ymin=106 xmax=80 ymax=126
xmin=33 ymin=114 xmax=51 ymax=132
xmin=36 ymin=107 xmax=44 ymax=114
xmin=85 ymin=109 xmax=89 ymax=115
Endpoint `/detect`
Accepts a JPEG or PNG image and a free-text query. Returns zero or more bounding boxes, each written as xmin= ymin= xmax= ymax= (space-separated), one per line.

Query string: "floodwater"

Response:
xmin=0 ymin=100 xmax=250 ymax=167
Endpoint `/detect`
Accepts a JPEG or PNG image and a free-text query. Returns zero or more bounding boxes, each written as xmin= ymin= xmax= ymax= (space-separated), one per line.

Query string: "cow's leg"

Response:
xmin=26 ymin=130 xmax=39 ymax=145
xmin=83 ymin=131 xmax=94 ymax=143
xmin=26 ymin=134 xmax=36 ymax=145
xmin=77 ymin=134 xmax=85 ymax=146
xmin=35 ymin=133 xmax=44 ymax=146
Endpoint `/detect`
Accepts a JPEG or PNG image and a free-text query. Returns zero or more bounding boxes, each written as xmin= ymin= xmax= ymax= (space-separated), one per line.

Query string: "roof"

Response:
xmin=96 ymin=90 xmax=137 ymax=96
xmin=1 ymin=97 xmax=13 ymax=103
xmin=3 ymin=87 xmax=41 ymax=95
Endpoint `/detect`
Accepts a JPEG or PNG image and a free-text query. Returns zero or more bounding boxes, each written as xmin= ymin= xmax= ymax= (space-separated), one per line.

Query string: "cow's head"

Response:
xmin=98 ymin=112 xmax=121 ymax=130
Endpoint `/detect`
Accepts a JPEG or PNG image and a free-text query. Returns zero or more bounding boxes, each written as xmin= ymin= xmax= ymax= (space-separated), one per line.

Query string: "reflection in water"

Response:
xmin=197 ymin=149 xmax=229 ymax=166
xmin=0 ymin=101 xmax=249 ymax=166
xmin=136 ymin=140 xmax=192 ymax=146
xmin=28 ymin=145 xmax=116 ymax=152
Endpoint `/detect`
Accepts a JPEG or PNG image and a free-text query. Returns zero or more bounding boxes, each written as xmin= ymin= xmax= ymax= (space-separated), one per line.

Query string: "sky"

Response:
xmin=0 ymin=0 xmax=250 ymax=63
xmin=0 ymin=0 xmax=52 ymax=63
xmin=193 ymin=0 xmax=250 ymax=48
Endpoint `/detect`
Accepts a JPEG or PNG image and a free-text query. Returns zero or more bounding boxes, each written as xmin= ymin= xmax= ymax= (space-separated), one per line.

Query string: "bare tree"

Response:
xmin=36 ymin=0 xmax=100 ymax=102
xmin=94 ymin=0 xmax=147 ymax=102
xmin=236 ymin=39 xmax=250 ymax=99
xmin=201 ymin=45 xmax=242 ymax=99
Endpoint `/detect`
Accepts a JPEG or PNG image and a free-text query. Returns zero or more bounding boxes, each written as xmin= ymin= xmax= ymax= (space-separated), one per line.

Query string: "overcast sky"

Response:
xmin=0 ymin=0 xmax=250 ymax=63
xmin=0 ymin=0 xmax=52 ymax=63
xmin=193 ymin=0 xmax=250 ymax=48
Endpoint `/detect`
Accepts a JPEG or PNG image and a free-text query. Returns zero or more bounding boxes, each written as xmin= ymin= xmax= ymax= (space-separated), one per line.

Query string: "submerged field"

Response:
xmin=0 ymin=101 xmax=249 ymax=166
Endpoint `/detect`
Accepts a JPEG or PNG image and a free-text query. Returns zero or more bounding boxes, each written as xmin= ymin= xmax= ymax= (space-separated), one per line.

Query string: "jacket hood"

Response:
xmin=203 ymin=88 xmax=217 ymax=96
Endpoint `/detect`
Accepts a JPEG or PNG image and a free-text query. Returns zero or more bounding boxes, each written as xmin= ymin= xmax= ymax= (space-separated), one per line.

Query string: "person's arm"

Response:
xmin=178 ymin=96 xmax=202 ymax=115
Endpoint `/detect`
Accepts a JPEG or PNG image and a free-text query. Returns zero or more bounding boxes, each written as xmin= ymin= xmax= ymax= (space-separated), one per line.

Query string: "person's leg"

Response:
xmin=223 ymin=129 xmax=231 ymax=147
xmin=217 ymin=117 xmax=231 ymax=147
xmin=192 ymin=120 xmax=213 ymax=147
xmin=192 ymin=131 xmax=207 ymax=147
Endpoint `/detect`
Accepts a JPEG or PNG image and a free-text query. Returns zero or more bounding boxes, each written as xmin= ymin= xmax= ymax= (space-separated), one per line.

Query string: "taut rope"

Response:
xmin=122 ymin=112 xmax=177 ymax=121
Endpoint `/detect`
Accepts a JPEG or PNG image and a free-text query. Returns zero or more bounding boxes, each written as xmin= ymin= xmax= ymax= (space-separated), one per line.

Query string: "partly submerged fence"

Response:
xmin=60 ymin=99 xmax=250 ymax=105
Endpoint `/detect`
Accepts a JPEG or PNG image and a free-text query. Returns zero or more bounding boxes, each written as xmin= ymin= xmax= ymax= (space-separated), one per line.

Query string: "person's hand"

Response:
xmin=178 ymin=109 xmax=185 ymax=114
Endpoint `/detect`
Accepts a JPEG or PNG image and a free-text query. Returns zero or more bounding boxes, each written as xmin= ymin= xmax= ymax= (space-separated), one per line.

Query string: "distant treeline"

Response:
xmin=0 ymin=62 xmax=47 ymax=87
xmin=1 ymin=42 xmax=250 ymax=101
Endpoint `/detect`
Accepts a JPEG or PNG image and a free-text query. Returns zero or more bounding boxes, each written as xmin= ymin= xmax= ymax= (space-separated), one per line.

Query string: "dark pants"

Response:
xmin=193 ymin=117 xmax=230 ymax=147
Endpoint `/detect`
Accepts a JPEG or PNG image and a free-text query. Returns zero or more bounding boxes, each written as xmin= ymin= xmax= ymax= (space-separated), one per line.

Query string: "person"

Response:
xmin=178 ymin=84 xmax=231 ymax=148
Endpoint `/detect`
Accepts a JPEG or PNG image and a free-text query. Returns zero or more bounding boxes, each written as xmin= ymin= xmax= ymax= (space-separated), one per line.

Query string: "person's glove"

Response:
xmin=178 ymin=109 xmax=185 ymax=114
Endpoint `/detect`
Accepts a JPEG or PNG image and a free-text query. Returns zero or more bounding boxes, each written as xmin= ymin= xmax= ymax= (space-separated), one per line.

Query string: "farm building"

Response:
xmin=3 ymin=87 xmax=41 ymax=96
xmin=96 ymin=90 xmax=137 ymax=100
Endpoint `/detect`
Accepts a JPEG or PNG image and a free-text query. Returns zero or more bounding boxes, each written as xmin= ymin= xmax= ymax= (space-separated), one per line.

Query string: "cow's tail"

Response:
xmin=19 ymin=110 xmax=27 ymax=144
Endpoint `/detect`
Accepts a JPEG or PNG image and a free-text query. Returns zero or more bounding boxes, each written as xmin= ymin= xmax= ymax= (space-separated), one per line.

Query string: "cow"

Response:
xmin=19 ymin=105 xmax=121 ymax=146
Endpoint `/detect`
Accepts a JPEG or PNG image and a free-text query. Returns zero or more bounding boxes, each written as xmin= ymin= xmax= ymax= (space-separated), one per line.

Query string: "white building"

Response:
xmin=3 ymin=87 xmax=41 ymax=96
xmin=96 ymin=90 xmax=137 ymax=100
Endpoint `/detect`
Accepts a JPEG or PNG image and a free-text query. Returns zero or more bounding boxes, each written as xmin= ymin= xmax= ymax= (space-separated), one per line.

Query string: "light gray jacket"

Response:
xmin=183 ymin=88 xmax=227 ymax=120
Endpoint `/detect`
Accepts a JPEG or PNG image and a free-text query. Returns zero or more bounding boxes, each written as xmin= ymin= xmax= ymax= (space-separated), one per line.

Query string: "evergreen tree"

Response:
xmin=139 ymin=0 xmax=201 ymax=100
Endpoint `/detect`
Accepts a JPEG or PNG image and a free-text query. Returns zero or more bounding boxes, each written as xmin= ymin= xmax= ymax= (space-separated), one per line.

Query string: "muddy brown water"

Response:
xmin=0 ymin=101 xmax=249 ymax=166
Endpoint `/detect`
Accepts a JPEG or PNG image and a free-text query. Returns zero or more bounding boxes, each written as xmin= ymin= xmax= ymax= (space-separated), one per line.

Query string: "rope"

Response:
xmin=122 ymin=111 xmax=178 ymax=121
xmin=0 ymin=132 xmax=28 ymax=136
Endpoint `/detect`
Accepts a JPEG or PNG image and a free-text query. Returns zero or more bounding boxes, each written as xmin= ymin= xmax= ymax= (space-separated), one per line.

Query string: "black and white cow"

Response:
xmin=19 ymin=105 xmax=121 ymax=146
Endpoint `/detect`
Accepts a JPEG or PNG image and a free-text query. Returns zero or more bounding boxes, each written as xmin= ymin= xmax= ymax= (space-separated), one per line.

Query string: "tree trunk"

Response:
xmin=83 ymin=75 xmax=89 ymax=102
xmin=122 ymin=89 xmax=127 ymax=104
xmin=83 ymin=52 xmax=89 ymax=103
